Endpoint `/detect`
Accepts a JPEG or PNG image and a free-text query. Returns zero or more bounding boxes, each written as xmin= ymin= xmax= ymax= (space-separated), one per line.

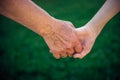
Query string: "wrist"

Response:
xmin=35 ymin=17 xmax=56 ymax=37
xmin=85 ymin=22 xmax=105 ymax=37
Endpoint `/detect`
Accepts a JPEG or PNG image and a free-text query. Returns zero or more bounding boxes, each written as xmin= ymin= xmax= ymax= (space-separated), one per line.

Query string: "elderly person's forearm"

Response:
xmin=0 ymin=0 xmax=54 ymax=36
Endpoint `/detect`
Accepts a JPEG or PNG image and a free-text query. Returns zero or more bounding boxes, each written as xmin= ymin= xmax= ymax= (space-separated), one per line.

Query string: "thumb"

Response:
xmin=73 ymin=48 xmax=90 ymax=59
xmin=53 ymin=53 xmax=60 ymax=59
xmin=73 ymin=51 xmax=85 ymax=59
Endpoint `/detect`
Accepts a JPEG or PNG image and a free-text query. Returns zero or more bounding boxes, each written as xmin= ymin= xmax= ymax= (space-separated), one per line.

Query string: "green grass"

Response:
xmin=0 ymin=0 xmax=120 ymax=80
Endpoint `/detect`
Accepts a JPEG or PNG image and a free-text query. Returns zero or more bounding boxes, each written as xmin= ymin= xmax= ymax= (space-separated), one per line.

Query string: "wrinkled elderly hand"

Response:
xmin=73 ymin=26 xmax=97 ymax=59
xmin=42 ymin=18 xmax=82 ymax=59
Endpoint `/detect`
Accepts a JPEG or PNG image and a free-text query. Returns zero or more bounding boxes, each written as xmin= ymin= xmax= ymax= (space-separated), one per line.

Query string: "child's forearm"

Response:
xmin=86 ymin=0 xmax=120 ymax=36
xmin=0 ymin=0 xmax=54 ymax=36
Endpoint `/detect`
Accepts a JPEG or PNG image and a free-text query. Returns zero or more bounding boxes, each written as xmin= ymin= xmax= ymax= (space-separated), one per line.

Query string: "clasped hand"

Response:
xmin=42 ymin=18 xmax=97 ymax=59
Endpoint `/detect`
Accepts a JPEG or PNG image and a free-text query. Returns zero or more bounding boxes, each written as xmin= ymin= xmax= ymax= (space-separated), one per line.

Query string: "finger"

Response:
xmin=60 ymin=51 xmax=67 ymax=58
xmin=73 ymin=51 xmax=85 ymax=59
xmin=74 ymin=42 xmax=82 ymax=53
xmin=50 ymin=50 xmax=60 ymax=59
xmin=53 ymin=53 xmax=60 ymax=59
xmin=66 ymin=48 xmax=74 ymax=57
xmin=73 ymin=48 xmax=90 ymax=59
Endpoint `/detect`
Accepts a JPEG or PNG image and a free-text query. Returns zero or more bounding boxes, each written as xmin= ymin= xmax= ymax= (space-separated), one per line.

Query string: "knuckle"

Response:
xmin=50 ymin=48 xmax=65 ymax=54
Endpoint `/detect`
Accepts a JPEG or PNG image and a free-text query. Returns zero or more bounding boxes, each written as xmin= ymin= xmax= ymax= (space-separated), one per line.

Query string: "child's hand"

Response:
xmin=73 ymin=26 xmax=97 ymax=59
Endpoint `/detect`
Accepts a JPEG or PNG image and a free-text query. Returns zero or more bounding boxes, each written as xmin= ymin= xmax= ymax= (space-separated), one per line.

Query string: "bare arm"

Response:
xmin=0 ymin=0 xmax=54 ymax=36
xmin=86 ymin=0 xmax=120 ymax=36
xmin=74 ymin=0 xmax=120 ymax=59
xmin=0 ymin=0 xmax=82 ymax=59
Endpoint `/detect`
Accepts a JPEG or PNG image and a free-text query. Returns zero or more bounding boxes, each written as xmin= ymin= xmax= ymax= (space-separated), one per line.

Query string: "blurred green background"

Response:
xmin=0 ymin=0 xmax=120 ymax=80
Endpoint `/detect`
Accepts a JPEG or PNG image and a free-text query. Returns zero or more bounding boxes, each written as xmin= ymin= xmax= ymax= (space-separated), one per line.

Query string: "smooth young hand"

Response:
xmin=73 ymin=26 xmax=97 ymax=59
xmin=74 ymin=0 xmax=120 ymax=59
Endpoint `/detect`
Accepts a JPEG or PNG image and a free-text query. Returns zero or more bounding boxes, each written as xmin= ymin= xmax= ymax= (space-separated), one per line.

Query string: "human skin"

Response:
xmin=0 ymin=0 xmax=82 ymax=59
xmin=74 ymin=0 xmax=120 ymax=59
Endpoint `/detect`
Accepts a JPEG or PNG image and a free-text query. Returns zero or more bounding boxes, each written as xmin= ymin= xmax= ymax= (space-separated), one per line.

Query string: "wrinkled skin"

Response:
xmin=43 ymin=19 xmax=82 ymax=59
